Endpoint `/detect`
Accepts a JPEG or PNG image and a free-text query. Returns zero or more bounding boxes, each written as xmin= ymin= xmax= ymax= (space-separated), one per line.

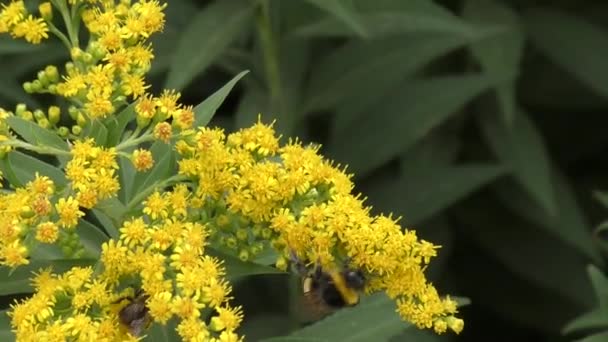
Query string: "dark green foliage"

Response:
xmin=3 ymin=0 xmax=608 ymax=340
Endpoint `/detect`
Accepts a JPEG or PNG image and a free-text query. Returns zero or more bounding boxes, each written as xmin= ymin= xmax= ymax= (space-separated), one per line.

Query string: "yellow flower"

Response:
xmin=11 ymin=15 xmax=49 ymax=44
xmin=171 ymin=295 xmax=204 ymax=319
xmin=153 ymin=121 xmax=172 ymax=143
xmin=36 ymin=221 xmax=59 ymax=243
xmin=143 ymin=191 xmax=167 ymax=220
xmin=210 ymin=306 xmax=243 ymax=332
xmin=135 ymin=93 xmax=156 ymax=119
xmin=120 ymin=218 xmax=149 ymax=248
xmin=132 ymin=148 xmax=154 ymax=172
xmin=0 ymin=240 xmax=29 ymax=267
xmin=55 ymin=196 xmax=84 ymax=228
xmin=147 ymin=291 xmax=173 ymax=324
xmin=122 ymin=73 xmax=149 ymax=99
xmin=0 ymin=1 xmax=26 ymax=27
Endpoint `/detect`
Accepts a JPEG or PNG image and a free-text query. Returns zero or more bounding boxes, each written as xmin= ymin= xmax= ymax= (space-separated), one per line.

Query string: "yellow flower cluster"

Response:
xmin=0 ymin=174 xmax=59 ymax=267
xmin=0 ymin=0 xmax=464 ymax=339
xmin=0 ymin=1 xmax=49 ymax=44
xmin=175 ymin=121 xmax=464 ymax=334
xmin=66 ymin=139 xmax=120 ymax=209
xmin=8 ymin=233 xmax=242 ymax=342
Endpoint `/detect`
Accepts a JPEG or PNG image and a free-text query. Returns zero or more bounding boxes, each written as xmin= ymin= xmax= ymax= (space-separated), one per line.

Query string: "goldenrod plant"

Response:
xmin=0 ymin=1 xmax=462 ymax=341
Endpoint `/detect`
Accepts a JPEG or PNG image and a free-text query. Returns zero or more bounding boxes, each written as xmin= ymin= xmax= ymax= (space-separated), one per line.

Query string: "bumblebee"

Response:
xmin=116 ymin=288 xmax=151 ymax=337
xmin=290 ymin=252 xmax=366 ymax=315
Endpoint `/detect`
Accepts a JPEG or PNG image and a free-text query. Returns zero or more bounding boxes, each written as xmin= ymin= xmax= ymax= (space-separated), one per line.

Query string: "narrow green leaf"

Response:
xmin=128 ymin=142 xmax=176 ymax=202
xmin=6 ymin=117 xmax=69 ymax=153
xmin=303 ymin=0 xmax=368 ymax=37
xmin=105 ymin=104 xmax=135 ymax=146
xmin=82 ymin=119 xmax=108 ymax=147
xmin=594 ymin=190 xmax=608 ymax=208
xmin=77 ymin=220 xmax=110 ymax=256
xmin=194 ymin=70 xmax=250 ymax=127
xmin=493 ymin=173 xmax=603 ymax=264
xmin=95 ymin=197 xmax=127 ymax=227
xmin=562 ymin=308 xmax=608 ymax=335
xmin=329 ymin=74 xmax=491 ymax=177
xmin=289 ymin=294 xmax=408 ymax=341
xmin=479 ymin=110 xmax=557 ymax=215
xmin=0 ymin=311 xmax=15 ymax=342
xmin=0 ymin=36 xmax=46 ymax=54
xmin=0 ymin=151 xmax=67 ymax=188
xmin=165 ymin=0 xmax=253 ymax=90
xmin=293 ymin=8 xmax=481 ymax=39
xmin=363 ymin=164 xmax=505 ymax=225
xmin=579 ymin=331 xmax=608 ymax=342
xmin=118 ymin=154 xmax=135 ymax=204
xmin=305 ymin=34 xmax=468 ymax=114
xmin=524 ymin=9 xmax=608 ymax=98
xmin=588 ymin=265 xmax=608 ymax=308
xmin=0 ymin=259 xmax=97 ymax=295
xmin=464 ymin=0 xmax=523 ymax=124
xmin=91 ymin=208 xmax=120 ymax=239
xmin=455 ymin=196 xmax=593 ymax=309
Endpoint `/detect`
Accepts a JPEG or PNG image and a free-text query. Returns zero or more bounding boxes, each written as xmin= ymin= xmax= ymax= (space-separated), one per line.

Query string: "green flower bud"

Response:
xmin=72 ymin=125 xmax=82 ymax=135
xmin=48 ymin=106 xmax=61 ymax=125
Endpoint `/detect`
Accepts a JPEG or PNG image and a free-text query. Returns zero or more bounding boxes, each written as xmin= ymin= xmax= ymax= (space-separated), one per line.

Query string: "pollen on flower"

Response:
xmin=11 ymin=15 xmax=48 ymax=44
xmin=55 ymin=196 xmax=84 ymax=228
xmin=36 ymin=221 xmax=59 ymax=243
xmin=132 ymin=148 xmax=154 ymax=171
xmin=154 ymin=121 xmax=172 ymax=143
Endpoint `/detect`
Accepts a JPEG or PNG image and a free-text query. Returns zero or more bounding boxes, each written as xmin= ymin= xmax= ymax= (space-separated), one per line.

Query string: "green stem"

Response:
xmin=0 ymin=139 xmax=71 ymax=157
xmin=52 ymin=0 xmax=78 ymax=48
xmin=256 ymin=0 xmax=282 ymax=103
xmin=47 ymin=21 xmax=72 ymax=50
xmin=115 ymin=131 xmax=154 ymax=151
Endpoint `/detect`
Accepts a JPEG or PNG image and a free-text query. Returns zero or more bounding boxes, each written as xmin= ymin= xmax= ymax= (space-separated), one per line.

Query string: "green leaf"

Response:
xmin=82 ymin=119 xmax=108 ymax=147
xmin=165 ymin=0 xmax=253 ymax=90
xmin=91 ymin=208 xmax=120 ymax=239
xmin=364 ymin=164 xmax=505 ymax=225
xmin=303 ymin=0 xmax=368 ymax=37
xmin=294 ymin=1 xmax=484 ymax=39
xmin=579 ymin=331 xmax=608 ymax=342
xmin=128 ymin=142 xmax=176 ymax=203
xmin=455 ymin=195 xmax=593 ymax=309
xmin=5 ymin=117 xmax=69 ymax=153
xmin=0 ymin=311 xmax=15 ymax=342
xmin=95 ymin=197 xmax=127 ymax=228
xmin=588 ymin=265 xmax=608 ymax=308
xmin=493 ymin=173 xmax=603 ymax=264
xmin=594 ymin=190 xmax=608 ymax=208
xmin=287 ymin=294 xmax=408 ymax=341
xmin=0 ymin=36 xmax=47 ymax=54
xmin=562 ymin=308 xmax=608 ymax=335
xmin=464 ymin=0 xmax=523 ymax=124
xmin=305 ymin=34 xmax=468 ymax=115
xmin=524 ymin=9 xmax=608 ymax=98
xmin=105 ymin=104 xmax=135 ymax=146
xmin=0 ymin=259 xmax=97 ymax=295
xmin=206 ymin=248 xmax=281 ymax=279
xmin=77 ymin=220 xmax=110 ymax=256
xmin=329 ymin=74 xmax=491 ymax=177
xmin=117 ymin=154 xmax=136 ymax=204
xmin=194 ymin=70 xmax=250 ymax=128
xmin=479 ymin=110 xmax=557 ymax=215
xmin=0 ymin=151 xmax=67 ymax=188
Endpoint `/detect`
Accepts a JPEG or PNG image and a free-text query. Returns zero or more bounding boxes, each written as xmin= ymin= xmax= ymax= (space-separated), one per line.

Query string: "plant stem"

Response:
xmin=256 ymin=0 xmax=282 ymax=105
xmin=0 ymin=139 xmax=71 ymax=157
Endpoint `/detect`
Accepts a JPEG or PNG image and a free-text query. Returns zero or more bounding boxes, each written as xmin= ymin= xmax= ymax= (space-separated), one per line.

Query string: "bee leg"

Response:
xmin=289 ymin=250 xmax=309 ymax=276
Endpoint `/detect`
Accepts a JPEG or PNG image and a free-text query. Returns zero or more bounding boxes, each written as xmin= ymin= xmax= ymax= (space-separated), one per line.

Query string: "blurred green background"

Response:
xmin=4 ymin=0 xmax=608 ymax=341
